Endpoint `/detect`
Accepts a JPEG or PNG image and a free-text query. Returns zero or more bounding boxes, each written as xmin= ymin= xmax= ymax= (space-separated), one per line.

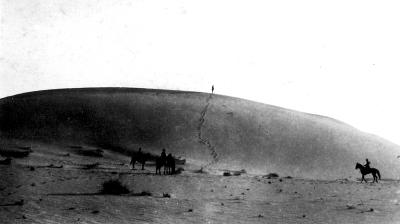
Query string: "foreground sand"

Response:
xmin=1 ymin=143 xmax=400 ymax=224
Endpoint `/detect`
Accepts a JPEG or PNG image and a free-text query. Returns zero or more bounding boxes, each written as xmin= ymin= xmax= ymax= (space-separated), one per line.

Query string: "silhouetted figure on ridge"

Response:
xmin=212 ymin=85 xmax=214 ymax=94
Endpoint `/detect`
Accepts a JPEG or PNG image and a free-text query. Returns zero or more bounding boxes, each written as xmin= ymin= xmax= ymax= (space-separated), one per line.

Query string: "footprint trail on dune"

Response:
xmin=197 ymin=94 xmax=219 ymax=167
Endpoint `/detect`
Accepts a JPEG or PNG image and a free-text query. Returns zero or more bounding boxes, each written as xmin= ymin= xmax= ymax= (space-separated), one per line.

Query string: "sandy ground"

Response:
xmin=1 ymin=143 xmax=400 ymax=224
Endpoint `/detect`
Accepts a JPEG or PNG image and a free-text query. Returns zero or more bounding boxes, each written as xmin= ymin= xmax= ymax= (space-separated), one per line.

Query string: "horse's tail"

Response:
xmin=377 ymin=170 xmax=381 ymax=180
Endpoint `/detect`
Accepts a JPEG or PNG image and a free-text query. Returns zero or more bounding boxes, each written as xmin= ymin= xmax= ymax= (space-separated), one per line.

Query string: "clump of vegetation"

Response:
xmin=100 ymin=179 xmax=129 ymax=195
xmin=163 ymin=193 xmax=171 ymax=198
xmin=223 ymin=172 xmax=232 ymax=176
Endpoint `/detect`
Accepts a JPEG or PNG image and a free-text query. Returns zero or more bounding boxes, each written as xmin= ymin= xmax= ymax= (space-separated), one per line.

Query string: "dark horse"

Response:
xmin=165 ymin=153 xmax=176 ymax=175
xmin=130 ymin=152 xmax=148 ymax=170
xmin=355 ymin=163 xmax=381 ymax=183
xmin=155 ymin=156 xmax=165 ymax=175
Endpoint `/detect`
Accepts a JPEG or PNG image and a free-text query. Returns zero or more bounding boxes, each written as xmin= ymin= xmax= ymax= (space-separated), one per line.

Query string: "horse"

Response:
xmin=130 ymin=152 xmax=147 ymax=170
xmin=165 ymin=154 xmax=176 ymax=175
xmin=155 ymin=156 xmax=165 ymax=175
xmin=355 ymin=162 xmax=381 ymax=183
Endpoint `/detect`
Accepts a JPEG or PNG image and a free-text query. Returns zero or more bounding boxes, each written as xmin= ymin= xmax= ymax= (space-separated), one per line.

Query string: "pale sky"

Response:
xmin=1 ymin=0 xmax=400 ymax=145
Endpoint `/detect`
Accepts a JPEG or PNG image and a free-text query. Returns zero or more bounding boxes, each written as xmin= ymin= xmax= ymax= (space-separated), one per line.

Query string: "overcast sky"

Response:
xmin=1 ymin=0 xmax=400 ymax=145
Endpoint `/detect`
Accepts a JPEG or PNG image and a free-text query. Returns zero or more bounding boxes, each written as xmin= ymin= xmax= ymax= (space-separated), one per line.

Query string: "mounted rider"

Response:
xmin=364 ymin=158 xmax=371 ymax=170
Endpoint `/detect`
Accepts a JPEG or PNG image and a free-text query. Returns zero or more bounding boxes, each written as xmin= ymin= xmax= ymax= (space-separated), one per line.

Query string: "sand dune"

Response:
xmin=1 ymin=87 xmax=400 ymax=179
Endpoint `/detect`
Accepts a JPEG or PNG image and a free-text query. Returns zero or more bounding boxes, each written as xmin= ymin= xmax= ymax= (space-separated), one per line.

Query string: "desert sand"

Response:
xmin=1 ymin=142 xmax=400 ymax=224
xmin=1 ymin=88 xmax=400 ymax=223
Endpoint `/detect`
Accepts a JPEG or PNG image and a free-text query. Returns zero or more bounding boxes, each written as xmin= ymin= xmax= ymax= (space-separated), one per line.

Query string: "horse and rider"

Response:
xmin=355 ymin=158 xmax=381 ymax=183
xmin=130 ymin=147 xmax=146 ymax=170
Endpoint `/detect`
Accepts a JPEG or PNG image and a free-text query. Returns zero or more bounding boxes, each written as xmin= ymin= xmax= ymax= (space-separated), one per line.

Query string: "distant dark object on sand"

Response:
xmin=135 ymin=191 xmax=152 ymax=196
xmin=47 ymin=164 xmax=63 ymax=169
xmin=0 ymin=157 xmax=11 ymax=165
xmin=69 ymin=145 xmax=83 ymax=149
xmin=100 ymin=179 xmax=129 ymax=195
xmin=80 ymin=162 xmax=100 ymax=170
xmin=73 ymin=147 xmax=103 ymax=157
xmin=223 ymin=169 xmax=246 ymax=176
xmin=163 ymin=193 xmax=171 ymax=198
xmin=263 ymin=173 xmax=279 ymax=179
xmin=223 ymin=172 xmax=231 ymax=176
xmin=175 ymin=167 xmax=184 ymax=174
xmin=0 ymin=199 xmax=24 ymax=207
xmin=0 ymin=147 xmax=32 ymax=158
xmin=194 ymin=167 xmax=207 ymax=174
xmin=175 ymin=157 xmax=186 ymax=165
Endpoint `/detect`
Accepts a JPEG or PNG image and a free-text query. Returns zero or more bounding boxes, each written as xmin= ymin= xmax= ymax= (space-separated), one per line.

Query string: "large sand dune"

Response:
xmin=1 ymin=88 xmax=399 ymax=179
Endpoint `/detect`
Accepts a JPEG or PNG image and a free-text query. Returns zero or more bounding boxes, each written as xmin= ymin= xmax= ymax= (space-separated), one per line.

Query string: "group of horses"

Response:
xmin=130 ymin=151 xmax=381 ymax=182
xmin=130 ymin=151 xmax=176 ymax=175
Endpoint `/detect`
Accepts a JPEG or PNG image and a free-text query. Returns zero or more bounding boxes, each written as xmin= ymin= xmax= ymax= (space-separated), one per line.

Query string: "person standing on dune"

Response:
xmin=212 ymin=85 xmax=214 ymax=94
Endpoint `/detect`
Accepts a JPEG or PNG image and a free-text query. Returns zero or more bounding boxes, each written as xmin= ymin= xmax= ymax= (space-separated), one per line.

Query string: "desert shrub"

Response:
xmin=223 ymin=172 xmax=231 ymax=176
xmin=100 ymin=179 xmax=129 ymax=195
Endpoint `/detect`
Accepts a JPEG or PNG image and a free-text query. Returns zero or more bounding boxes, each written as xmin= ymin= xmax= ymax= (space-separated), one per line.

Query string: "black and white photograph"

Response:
xmin=1 ymin=0 xmax=400 ymax=223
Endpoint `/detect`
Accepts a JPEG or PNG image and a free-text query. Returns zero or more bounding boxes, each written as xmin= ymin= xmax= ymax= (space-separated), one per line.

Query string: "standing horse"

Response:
xmin=165 ymin=154 xmax=176 ymax=175
xmin=155 ymin=156 xmax=165 ymax=175
xmin=355 ymin=162 xmax=381 ymax=183
xmin=130 ymin=152 xmax=147 ymax=170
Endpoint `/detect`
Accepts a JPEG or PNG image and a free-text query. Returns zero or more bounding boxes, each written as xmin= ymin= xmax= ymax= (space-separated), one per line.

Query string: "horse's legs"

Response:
xmin=361 ymin=175 xmax=366 ymax=183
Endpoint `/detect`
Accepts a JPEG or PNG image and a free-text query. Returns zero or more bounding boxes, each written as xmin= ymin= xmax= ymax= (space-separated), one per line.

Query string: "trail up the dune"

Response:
xmin=197 ymin=94 xmax=219 ymax=167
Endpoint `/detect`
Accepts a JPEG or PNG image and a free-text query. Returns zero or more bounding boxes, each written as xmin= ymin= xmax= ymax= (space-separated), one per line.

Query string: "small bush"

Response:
xmin=163 ymin=193 xmax=171 ymax=198
xmin=100 ymin=179 xmax=129 ymax=195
